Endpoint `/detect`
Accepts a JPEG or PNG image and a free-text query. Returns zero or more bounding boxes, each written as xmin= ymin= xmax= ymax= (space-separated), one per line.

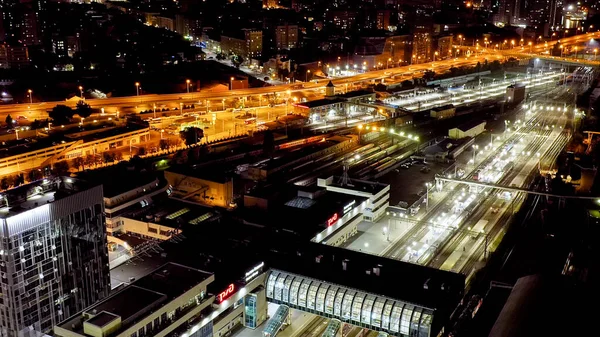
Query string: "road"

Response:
xmin=0 ymin=46 xmax=535 ymax=123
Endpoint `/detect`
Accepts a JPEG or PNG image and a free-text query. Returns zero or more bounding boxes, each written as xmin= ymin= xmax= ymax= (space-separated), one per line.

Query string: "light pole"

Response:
xmin=306 ymin=70 xmax=310 ymax=82
xmin=230 ymin=77 xmax=234 ymax=90
xmin=387 ymin=58 xmax=392 ymax=69
xmin=433 ymin=51 xmax=438 ymax=62
xmin=472 ymin=144 xmax=479 ymax=162
xmin=27 ymin=89 xmax=32 ymax=105
xmin=222 ymin=98 xmax=226 ymax=110
xmin=78 ymin=86 xmax=83 ymax=99
xmin=135 ymin=82 xmax=140 ymax=96
xmin=286 ymin=90 xmax=291 ymax=114
xmin=186 ymin=79 xmax=191 ymax=93
xmin=153 ymin=104 xmax=156 ymax=118
xmin=425 ymin=182 xmax=431 ymax=211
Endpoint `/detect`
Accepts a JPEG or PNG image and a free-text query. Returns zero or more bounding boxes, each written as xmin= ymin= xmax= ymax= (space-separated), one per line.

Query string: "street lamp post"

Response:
xmin=528 ymin=42 xmax=533 ymax=53
xmin=153 ymin=104 xmax=156 ymax=119
xmin=595 ymin=48 xmax=598 ymax=61
xmin=306 ymin=70 xmax=310 ymax=82
xmin=135 ymin=82 xmax=140 ymax=97
xmin=425 ymin=182 xmax=431 ymax=211
xmin=229 ymin=77 xmax=234 ymax=90
xmin=27 ymin=89 xmax=32 ymax=105
xmin=472 ymin=144 xmax=479 ymax=162
xmin=222 ymin=98 xmax=226 ymax=110
xmin=186 ymin=79 xmax=191 ymax=93
xmin=78 ymin=86 xmax=83 ymax=99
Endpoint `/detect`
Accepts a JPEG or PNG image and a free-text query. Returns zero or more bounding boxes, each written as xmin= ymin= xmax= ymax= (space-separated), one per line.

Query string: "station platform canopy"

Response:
xmin=264 ymin=242 xmax=465 ymax=337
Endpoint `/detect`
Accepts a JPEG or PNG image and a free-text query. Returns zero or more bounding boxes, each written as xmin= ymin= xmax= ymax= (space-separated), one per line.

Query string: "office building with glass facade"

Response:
xmin=0 ymin=177 xmax=110 ymax=336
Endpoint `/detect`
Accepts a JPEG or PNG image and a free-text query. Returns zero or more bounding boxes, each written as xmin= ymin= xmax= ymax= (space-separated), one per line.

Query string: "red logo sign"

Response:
xmin=327 ymin=213 xmax=339 ymax=227
xmin=217 ymin=284 xmax=235 ymax=303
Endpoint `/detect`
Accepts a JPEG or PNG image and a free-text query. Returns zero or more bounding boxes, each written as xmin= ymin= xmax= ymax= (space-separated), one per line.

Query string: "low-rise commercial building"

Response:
xmin=165 ymin=167 xmax=233 ymax=208
xmin=0 ymin=125 xmax=149 ymax=179
xmin=430 ymin=104 xmax=456 ymax=119
xmin=448 ymin=120 xmax=486 ymax=140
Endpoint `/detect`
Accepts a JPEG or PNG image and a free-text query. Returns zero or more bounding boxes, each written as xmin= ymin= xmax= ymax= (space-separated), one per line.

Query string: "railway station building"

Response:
xmin=54 ymin=233 xmax=464 ymax=337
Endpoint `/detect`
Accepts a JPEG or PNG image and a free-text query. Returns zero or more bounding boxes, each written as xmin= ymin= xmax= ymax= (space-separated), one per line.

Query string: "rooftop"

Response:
xmin=336 ymin=90 xmax=375 ymax=99
xmin=0 ymin=124 xmax=148 ymax=159
xmin=167 ymin=164 xmax=232 ymax=183
xmin=453 ymin=120 xmax=486 ymax=132
xmin=244 ymin=187 xmax=367 ymax=239
xmin=294 ymin=97 xmax=346 ymax=109
xmin=266 ymin=240 xmax=465 ymax=311
xmin=118 ymin=198 xmax=217 ymax=229
xmin=77 ymin=167 xmax=161 ymax=199
xmin=58 ymin=263 xmax=213 ymax=336
xmin=0 ymin=177 xmax=92 ymax=219
xmin=322 ymin=176 xmax=389 ymax=196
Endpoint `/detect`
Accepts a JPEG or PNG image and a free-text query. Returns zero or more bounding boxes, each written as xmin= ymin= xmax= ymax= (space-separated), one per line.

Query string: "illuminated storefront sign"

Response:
xmin=327 ymin=213 xmax=339 ymax=227
xmin=343 ymin=200 xmax=356 ymax=214
xmin=217 ymin=283 xmax=235 ymax=303
xmin=245 ymin=262 xmax=265 ymax=283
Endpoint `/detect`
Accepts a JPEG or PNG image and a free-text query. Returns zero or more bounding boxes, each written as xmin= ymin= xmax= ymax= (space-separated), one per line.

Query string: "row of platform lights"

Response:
xmin=357 ymin=124 xmax=420 ymax=141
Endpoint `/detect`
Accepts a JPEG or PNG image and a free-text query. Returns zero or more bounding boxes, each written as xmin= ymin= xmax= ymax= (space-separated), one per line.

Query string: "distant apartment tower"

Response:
xmin=175 ymin=14 xmax=199 ymax=37
xmin=330 ymin=10 xmax=357 ymax=30
xmin=0 ymin=177 xmax=110 ymax=336
xmin=221 ymin=29 xmax=262 ymax=58
xmin=376 ymin=10 xmax=391 ymax=30
xmin=435 ymin=35 xmax=453 ymax=59
xmin=0 ymin=43 xmax=29 ymax=69
xmin=412 ymin=31 xmax=432 ymax=63
xmin=276 ymin=25 xmax=298 ymax=50
xmin=15 ymin=3 xmax=41 ymax=46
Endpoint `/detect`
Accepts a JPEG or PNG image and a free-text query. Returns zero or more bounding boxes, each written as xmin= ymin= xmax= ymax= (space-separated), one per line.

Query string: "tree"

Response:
xmin=76 ymin=100 xmax=93 ymax=118
xmin=374 ymin=83 xmax=387 ymax=92
xmin=27 ymin=169 xmax=43 ymax=182
xmin=114 ymin=152 xmax=123 ymax=162
xmin=49 ymin=105 xmax=74 ymax=124
xmin=13 ymin=174 xmax=24 ymax=187
xmin=179 ymin=127 xmax=204 ymax=145
xmin=159 ymin=139 xmax=170 ymax=150
xmin=137 ymin=147 xmax=146 ymax=156
xmin=73 ymin=157 xmax=85 ymax=170
xmin=52 ymin=161 xmax=70 ymax=176
xmin=0 ymin=177 xmax=9 ymax=190
xmin=5 ymin=114 xmax=13 ymax=128
xmin=103 ymin=152 xmax=115 ymax=163
xmin=231 ymin=55 xmax=244 ymax=68
xmin=84 ymin=154 xmax=96 ymax=168
xmin=423 ymin=70 xmax=436 ymax=81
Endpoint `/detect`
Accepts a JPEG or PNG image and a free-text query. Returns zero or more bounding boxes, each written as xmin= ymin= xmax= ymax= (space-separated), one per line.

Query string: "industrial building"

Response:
xmin=165 ymin=166 xmax=234 ymax=208
xmin=448 ymin=121 xmax=486 ymax=140
xmin=0 ymin=177 xmax=110 ymax=336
